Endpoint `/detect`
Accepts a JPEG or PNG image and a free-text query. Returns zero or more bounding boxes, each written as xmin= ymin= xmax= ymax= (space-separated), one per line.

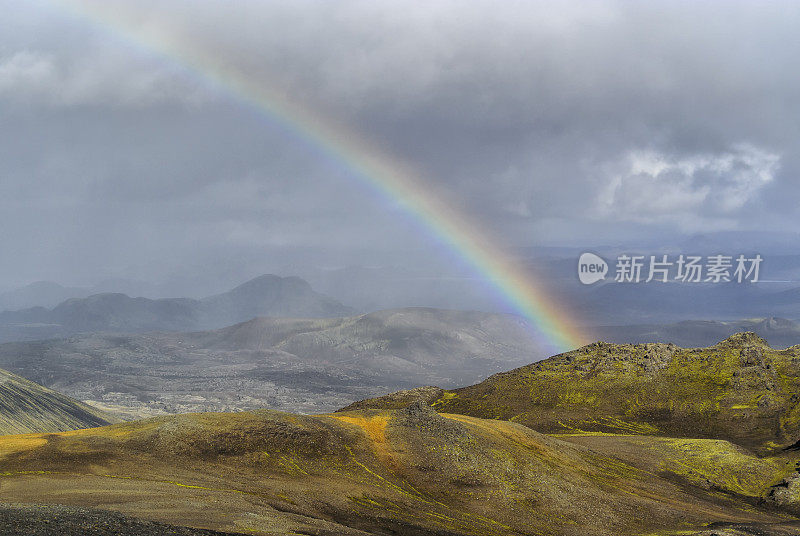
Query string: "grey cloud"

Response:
xmin=0 ymin=0 xmax=798 ymax=292
xmin=594 ymin=144 xmax=780 ymax=230
xmin=0 ymin=48 xmax=211 ymax=108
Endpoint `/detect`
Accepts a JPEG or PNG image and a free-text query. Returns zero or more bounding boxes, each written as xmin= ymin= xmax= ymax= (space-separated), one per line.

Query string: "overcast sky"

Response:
xmin=0 ymin=0 xmax=798 ymax=293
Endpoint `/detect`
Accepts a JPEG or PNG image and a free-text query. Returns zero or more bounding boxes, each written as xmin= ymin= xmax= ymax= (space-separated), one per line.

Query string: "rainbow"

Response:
xmin=48 ymin=0 xmax=589 ymax=354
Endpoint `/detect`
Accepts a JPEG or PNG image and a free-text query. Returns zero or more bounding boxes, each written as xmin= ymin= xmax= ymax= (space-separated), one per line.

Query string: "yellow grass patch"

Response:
xmin=0 ymin=434 xmax=48 ymax=456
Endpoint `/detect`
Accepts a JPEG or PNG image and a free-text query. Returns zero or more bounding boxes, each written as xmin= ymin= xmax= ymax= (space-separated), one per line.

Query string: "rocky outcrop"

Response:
xmin=765 ymin=472 xmax=800 ymax=508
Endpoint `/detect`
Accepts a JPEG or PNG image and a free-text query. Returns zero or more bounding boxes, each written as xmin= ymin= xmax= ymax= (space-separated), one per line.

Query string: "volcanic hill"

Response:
xmin=386 ymin=332 xmax=800 ymax=452
xmin=0 ymin=367 xmax=114 ymax=435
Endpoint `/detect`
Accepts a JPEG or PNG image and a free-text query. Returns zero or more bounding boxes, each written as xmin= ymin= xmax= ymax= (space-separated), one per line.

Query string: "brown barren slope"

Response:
xmin=0 ymin=404 xmax=797 ymax=536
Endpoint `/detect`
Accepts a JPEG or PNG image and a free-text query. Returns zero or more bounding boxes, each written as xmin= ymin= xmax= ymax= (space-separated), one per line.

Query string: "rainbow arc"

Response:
xmin=50 ymin=0 xmax=589 ymax=354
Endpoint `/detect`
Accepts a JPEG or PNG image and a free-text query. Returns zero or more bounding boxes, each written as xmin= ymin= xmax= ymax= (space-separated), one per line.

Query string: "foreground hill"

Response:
xmin=425 ymin=332 xmax=800 ymax=451
xmin=0 ymin=308 xmax=537 ymax=417
xmin=0 ymin=275 xmax=354 ymax=343
xmin=0 ymin=367 xmax=114 ymax=435
xmin=0 ymin=405 xmax=798 ymax=535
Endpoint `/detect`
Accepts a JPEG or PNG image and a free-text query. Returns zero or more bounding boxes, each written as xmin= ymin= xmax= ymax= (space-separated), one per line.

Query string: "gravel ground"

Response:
xmin=692 ymin=521 xmax=800 ymax=536
xmin=0 ymin=504 xmax=248 ymax=536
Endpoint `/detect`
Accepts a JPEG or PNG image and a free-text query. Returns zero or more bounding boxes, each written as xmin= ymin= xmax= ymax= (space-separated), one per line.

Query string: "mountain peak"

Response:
xmin=201 ymin=274 xmax=353 ymax=323
xmin=716 ymin=331 xmax=770 ymax=349
xmin=204 ymin=275 xmax=314 ymax=302
xmin=756 ymin=317 xmax=796 ymax=331
xmin=233 ymin=274 xmax=311 ymax=292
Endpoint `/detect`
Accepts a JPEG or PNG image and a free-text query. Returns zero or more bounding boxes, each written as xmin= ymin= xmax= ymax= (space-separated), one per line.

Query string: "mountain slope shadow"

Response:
xmin=0 ymin=367 xmax=114 ymax=435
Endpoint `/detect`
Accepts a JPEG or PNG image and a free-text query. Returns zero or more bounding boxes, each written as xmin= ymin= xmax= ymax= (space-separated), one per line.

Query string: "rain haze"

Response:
xmin=0 ymin=0 xmax=798 ymax=316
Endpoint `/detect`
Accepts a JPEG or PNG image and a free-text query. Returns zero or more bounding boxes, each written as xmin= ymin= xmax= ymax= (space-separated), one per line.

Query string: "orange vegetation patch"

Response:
xmin=331 ymin=414 xmax=391 ymax=459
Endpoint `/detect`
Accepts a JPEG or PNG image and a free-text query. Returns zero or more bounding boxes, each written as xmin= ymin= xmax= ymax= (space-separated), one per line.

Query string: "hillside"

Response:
xmin=0 ymin=275 xmax=354 ymax=343
xmin=0 ymin=308 xmax=537 ymax=417
xmin=0 ymin=405 xmax=798 ymax=535
xmin=0 ymin=367 xmax=114 ymax=435
xmin=199 ymin=275 xmax=353 ymax=325
xmin=427 ymin=332 xmax=800 ymax=451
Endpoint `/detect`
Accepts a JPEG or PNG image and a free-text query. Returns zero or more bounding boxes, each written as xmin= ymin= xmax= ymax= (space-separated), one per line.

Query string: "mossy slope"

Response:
xmin=432 ymin=332 xmax=800 ymax=451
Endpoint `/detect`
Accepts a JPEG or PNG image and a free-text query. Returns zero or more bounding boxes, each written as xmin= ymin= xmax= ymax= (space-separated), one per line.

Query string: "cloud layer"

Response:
xmin=596 ymin=145 xmax=780 ymax=229
xmin=0 ymin=0 xmax=798 ymax=289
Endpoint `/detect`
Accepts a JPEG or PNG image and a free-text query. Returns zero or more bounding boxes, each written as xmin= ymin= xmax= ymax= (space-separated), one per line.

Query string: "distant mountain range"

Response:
xmin=9 ymin=255 xmax=800 ymax=335
xmin=0 ymin=275 xmax=355 ymax=342
xmin=0 ymin=281 xmax=90 ymax=311
xmin=0 ymin=307 xmax=537 ymax=417
xmin=593 ymin=317 xmax=800 ymax=349
xmin=298 ymin=241 xmax=800 ymax=324
xmin=573 ymin=280 xmax=800 ymax=324
xmin=0 ymin=366 xmax=114 ymax=435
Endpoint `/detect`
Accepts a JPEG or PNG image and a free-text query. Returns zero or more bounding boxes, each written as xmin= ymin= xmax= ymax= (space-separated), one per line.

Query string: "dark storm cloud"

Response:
xmin=0 ymin=0 xmax=798 ymax=290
